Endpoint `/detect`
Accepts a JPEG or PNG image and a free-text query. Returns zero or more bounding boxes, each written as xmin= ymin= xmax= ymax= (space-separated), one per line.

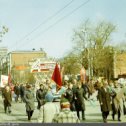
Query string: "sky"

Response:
xmin=0 ymin=0 xmax=126 ymax=58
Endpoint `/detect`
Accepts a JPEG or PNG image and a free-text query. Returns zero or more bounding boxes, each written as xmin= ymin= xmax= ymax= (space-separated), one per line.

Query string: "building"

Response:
xmin=2 ymin=50 xmax=47 ymax=83
xmin=114 ymin=51 xmax=126 ymax=78
xmin=8 ymin=50 xmax=46 ymax=71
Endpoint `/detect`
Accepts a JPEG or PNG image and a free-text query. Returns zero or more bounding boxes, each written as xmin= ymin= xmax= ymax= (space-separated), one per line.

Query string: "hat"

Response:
xmin=39 ymin=84 xmax=44 ymax=87
xmin=26 ymin=84 xmax=31 ymax=89
xmin=45 ymin=92 xmax=54 ymax=102
xmin=60 ymin=97 xmax=70 ymax=109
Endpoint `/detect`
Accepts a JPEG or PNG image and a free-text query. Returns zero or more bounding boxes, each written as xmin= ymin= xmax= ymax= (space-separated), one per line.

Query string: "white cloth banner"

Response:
xmin=0 ymin=75 xmax=8 ymax=87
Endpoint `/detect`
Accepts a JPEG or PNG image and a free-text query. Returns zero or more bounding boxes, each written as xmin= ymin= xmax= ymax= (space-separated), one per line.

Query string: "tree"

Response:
xmin=60 ymin=52 xmax=81 ymax=75
xmin=72 ymin=20 xmax=116 ymax=79
xmin=0 ymin=26 xmax=8 ymax=42
xmin=27 ymin=73 xmax=35 ymax=84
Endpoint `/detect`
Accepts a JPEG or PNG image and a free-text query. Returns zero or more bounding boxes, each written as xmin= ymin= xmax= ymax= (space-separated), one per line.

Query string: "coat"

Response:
xmin=2 ymin=89 xmax=12 ymax=106
xmin=14 ymin=85 xmax=20 ymax=95
xmin=36 ymin=89 xmax=47 ymax=109
xmin=24 ymin=89 xmax=35 ymax=111
xmin=66 ymin=88 xmax=74 ymax=103
xmin=98 ymin=87 xmax=111 ymax=112
xmin=53 ymin=109 xmax=80 ymax=123
xmin=20 ymin=85 xmax=25 ymax=97
xmin=113 ymin=87 xmax=125 ymax=112
xmin=37 ymin=102 xmax=60 ymax=123
xmin=74 ymin=87 xmax=87 ymax=111
xmin=66 ymin=88 xmax=76 ymax=111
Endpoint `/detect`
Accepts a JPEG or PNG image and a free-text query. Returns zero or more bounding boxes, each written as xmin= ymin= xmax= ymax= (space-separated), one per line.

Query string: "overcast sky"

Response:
xmin=0 ymin=0 xmax=126 ymax=58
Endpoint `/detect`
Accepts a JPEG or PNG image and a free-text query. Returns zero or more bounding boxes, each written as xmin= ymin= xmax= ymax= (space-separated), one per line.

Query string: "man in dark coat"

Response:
xmin=24 ymin=84 xmax=35 ymax=121
xmin=14 ymin=83 xmax=20 ymax=102
xmin=2 ymin=86 xmax=12 ymax=113
xmin=74 ymin=81 xmax=87 ymax=120
xmin=36 ymin=84 xmax=47 ymax=109
xmin=65 ymin=83 xmax=75 ymax=111
xmin=98 ymin=79 xmax=111 ymax=123
xmin=20 ymin=83 xmax=26 ymax=102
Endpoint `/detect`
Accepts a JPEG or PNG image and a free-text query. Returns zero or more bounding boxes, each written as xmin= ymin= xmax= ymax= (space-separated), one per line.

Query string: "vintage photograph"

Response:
xmin=0 ymin=0 xmax=126 ymax=124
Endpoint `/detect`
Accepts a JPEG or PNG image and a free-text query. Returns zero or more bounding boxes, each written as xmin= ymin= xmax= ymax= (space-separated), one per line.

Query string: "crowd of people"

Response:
xmin=1 ymin=77 xmax=126 ymax=123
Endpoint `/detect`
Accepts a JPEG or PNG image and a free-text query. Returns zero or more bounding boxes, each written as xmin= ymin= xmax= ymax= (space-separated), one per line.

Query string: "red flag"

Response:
xmin=8 ymin=73 xmax=12 ymax=86
xmin=52 ymin=63 xmax=62 ymax=89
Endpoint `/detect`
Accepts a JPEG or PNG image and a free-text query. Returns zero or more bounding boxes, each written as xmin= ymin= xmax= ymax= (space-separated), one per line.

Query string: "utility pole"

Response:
xmin=82 ymin=30 xmax=91 ymax=80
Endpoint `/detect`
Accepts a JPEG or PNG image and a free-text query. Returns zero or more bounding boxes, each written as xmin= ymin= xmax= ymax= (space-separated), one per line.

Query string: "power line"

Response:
xmin=10 ymin=0 xmax=75 ymax=50
xmin=21 ymin=0 xmax=91 ymax=49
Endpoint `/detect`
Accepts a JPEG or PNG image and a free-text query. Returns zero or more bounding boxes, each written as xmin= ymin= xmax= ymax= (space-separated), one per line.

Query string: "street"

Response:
xmin=0 ymin=95 xmax=126 ymax=123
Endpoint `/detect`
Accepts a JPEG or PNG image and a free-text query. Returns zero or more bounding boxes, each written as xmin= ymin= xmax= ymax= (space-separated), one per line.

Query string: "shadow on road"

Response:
xmin=86 ymin=113 xmax=102 ymax=116
xmin=18 ymin=118 xmax=29 ymax=122
xmin=10 ymin=113 xmax=25 ymax=116
xmin=81 ymin=118 xmax=103 ymax=123
xmin=18 ymin=117 xmax=37 ymax=122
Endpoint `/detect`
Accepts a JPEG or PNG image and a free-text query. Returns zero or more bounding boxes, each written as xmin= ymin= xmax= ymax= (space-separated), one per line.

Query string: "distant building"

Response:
xmin=8 ymin=50 xmax=46 ymax=71
xmin=114 ymin=51 xmax=126 ymax=78
xmin=2 ymin=50 xmax=47 ymax=83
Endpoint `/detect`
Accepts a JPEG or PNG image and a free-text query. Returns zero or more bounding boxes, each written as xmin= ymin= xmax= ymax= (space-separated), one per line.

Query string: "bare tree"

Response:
xmin=0 ymin=26 xmax=8 ymax=42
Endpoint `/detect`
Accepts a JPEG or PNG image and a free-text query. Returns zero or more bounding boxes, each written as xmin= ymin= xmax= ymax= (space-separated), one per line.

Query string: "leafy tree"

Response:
xmin=27 ymin=73 xmax=35 ymax=84
xmin=71 ymin=20 xmax=116 ymax=79
xmin=60 ymin=52 xmax=81 ymax=75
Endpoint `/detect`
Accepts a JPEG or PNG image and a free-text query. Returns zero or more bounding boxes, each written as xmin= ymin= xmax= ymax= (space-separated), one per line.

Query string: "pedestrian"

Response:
xmin=65 ymin=83 xmax=76 ymax=111
xmin=108 ymin=80 xmax=117 ymax=121
xmin=14 ymin=83 xmax=20 ymax=102
xmin=72 ymin=79 xmax=77 ymax=94
xmin=46 ymin=79 xmax=52 ymax=89
xmin=112 ymin=82 xmax=124 ymax=121
xmin=82 ymin=80 xmax=89 ymax=98
xmin=53 ymin=97 xmax=80 ymax=123
xmin=37 ymin=92 xmax=59 ymax=123
xmin=20 ymin=83 xmax=26 ymax=102
xmin=87 ymin=79 xmax=95 ymax=98
xmin=2 ymin=85 xmax=12 ymax=114
xmin=24 ymin=84 xmax=35 ymax=121
xmin=98 ymin=79 xmax=111 ymax=123
xmin=36 ymin=84 xmax=47 ymax=109
xmin=74 ymin=81 xmax=87 ymax=120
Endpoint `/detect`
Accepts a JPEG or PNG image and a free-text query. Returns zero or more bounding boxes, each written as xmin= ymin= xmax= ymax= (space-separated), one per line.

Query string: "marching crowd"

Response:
xmin=1 ymin=77 xmax=126 ymax=123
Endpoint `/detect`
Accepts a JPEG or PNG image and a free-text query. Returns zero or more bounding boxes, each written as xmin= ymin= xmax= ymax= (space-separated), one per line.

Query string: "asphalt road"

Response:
xmin=0 ymin=95 xmax=126 ymax=123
